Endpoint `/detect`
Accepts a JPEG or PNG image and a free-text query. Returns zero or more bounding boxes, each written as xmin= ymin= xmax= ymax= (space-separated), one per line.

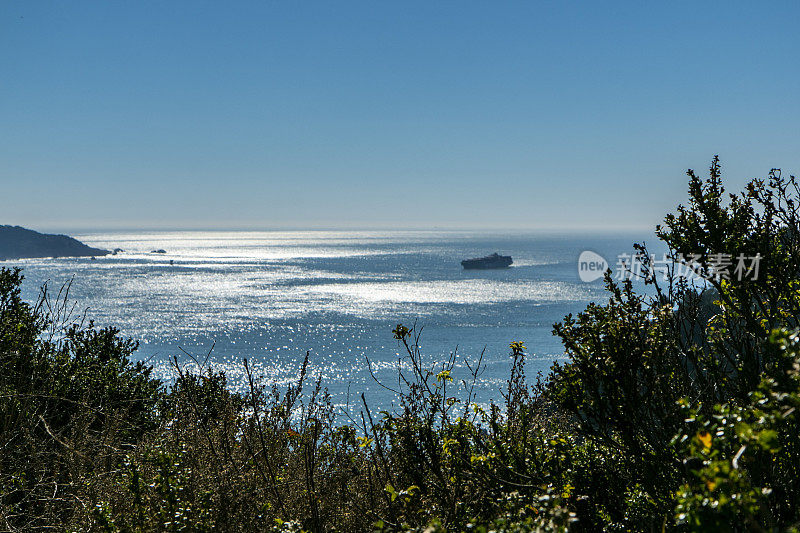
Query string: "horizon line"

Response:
xmin=26 ymin=224 xmax=658 ymax=236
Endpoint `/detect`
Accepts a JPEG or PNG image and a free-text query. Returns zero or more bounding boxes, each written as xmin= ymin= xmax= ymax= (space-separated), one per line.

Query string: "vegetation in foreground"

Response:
xmin=2 ymin=158 xmax=800 ymax=532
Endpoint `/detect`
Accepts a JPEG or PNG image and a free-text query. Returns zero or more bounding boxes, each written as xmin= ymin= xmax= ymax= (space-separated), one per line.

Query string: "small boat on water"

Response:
xmin=461 ymin=252 xmax=513 ymax=269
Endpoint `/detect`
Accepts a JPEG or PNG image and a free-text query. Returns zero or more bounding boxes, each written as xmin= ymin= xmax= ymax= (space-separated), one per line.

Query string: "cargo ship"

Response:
xmin=461 ymin=252 xmax=513 ymax=269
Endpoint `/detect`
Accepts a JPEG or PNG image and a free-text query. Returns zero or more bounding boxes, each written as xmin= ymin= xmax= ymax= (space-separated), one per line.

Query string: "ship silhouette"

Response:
xmin=461 ymin=252 xmax=513 ymax=269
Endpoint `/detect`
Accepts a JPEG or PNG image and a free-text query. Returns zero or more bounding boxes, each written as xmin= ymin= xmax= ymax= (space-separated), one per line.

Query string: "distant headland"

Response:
xmin=0 ymin=225 xmax=110 ymax=260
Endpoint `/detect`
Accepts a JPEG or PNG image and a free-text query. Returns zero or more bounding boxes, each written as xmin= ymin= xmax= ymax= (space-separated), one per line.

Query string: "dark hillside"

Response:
xmin=0 ymin=225 xmax=109 ymax=260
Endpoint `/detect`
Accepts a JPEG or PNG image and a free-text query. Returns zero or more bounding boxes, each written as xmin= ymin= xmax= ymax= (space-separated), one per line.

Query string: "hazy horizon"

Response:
xmin=22 ymin=225 xmax=659 ymax=239
xmin=28 ymin=224 xmax=658 ymax=235
xmin=2 ymin=1 xmax=798 ymax=231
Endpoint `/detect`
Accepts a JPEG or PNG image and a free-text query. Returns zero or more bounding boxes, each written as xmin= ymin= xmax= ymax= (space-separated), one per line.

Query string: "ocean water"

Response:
xmin=7 ymin=230 xmax=656 ymax=413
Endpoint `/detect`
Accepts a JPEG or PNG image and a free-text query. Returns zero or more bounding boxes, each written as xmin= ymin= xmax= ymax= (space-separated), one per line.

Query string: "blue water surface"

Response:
xmin=8 ymin=230 xmax=663 ymax=414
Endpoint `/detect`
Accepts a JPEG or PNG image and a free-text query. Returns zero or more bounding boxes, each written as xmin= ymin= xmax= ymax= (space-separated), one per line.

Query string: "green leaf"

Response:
xmin=757 ymin=429 xmax=780 ymax=452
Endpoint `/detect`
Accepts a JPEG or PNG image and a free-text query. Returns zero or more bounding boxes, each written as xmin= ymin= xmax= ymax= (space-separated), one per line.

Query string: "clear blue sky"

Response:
xmin=1 ymin=1 xmax=798 ymax=231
